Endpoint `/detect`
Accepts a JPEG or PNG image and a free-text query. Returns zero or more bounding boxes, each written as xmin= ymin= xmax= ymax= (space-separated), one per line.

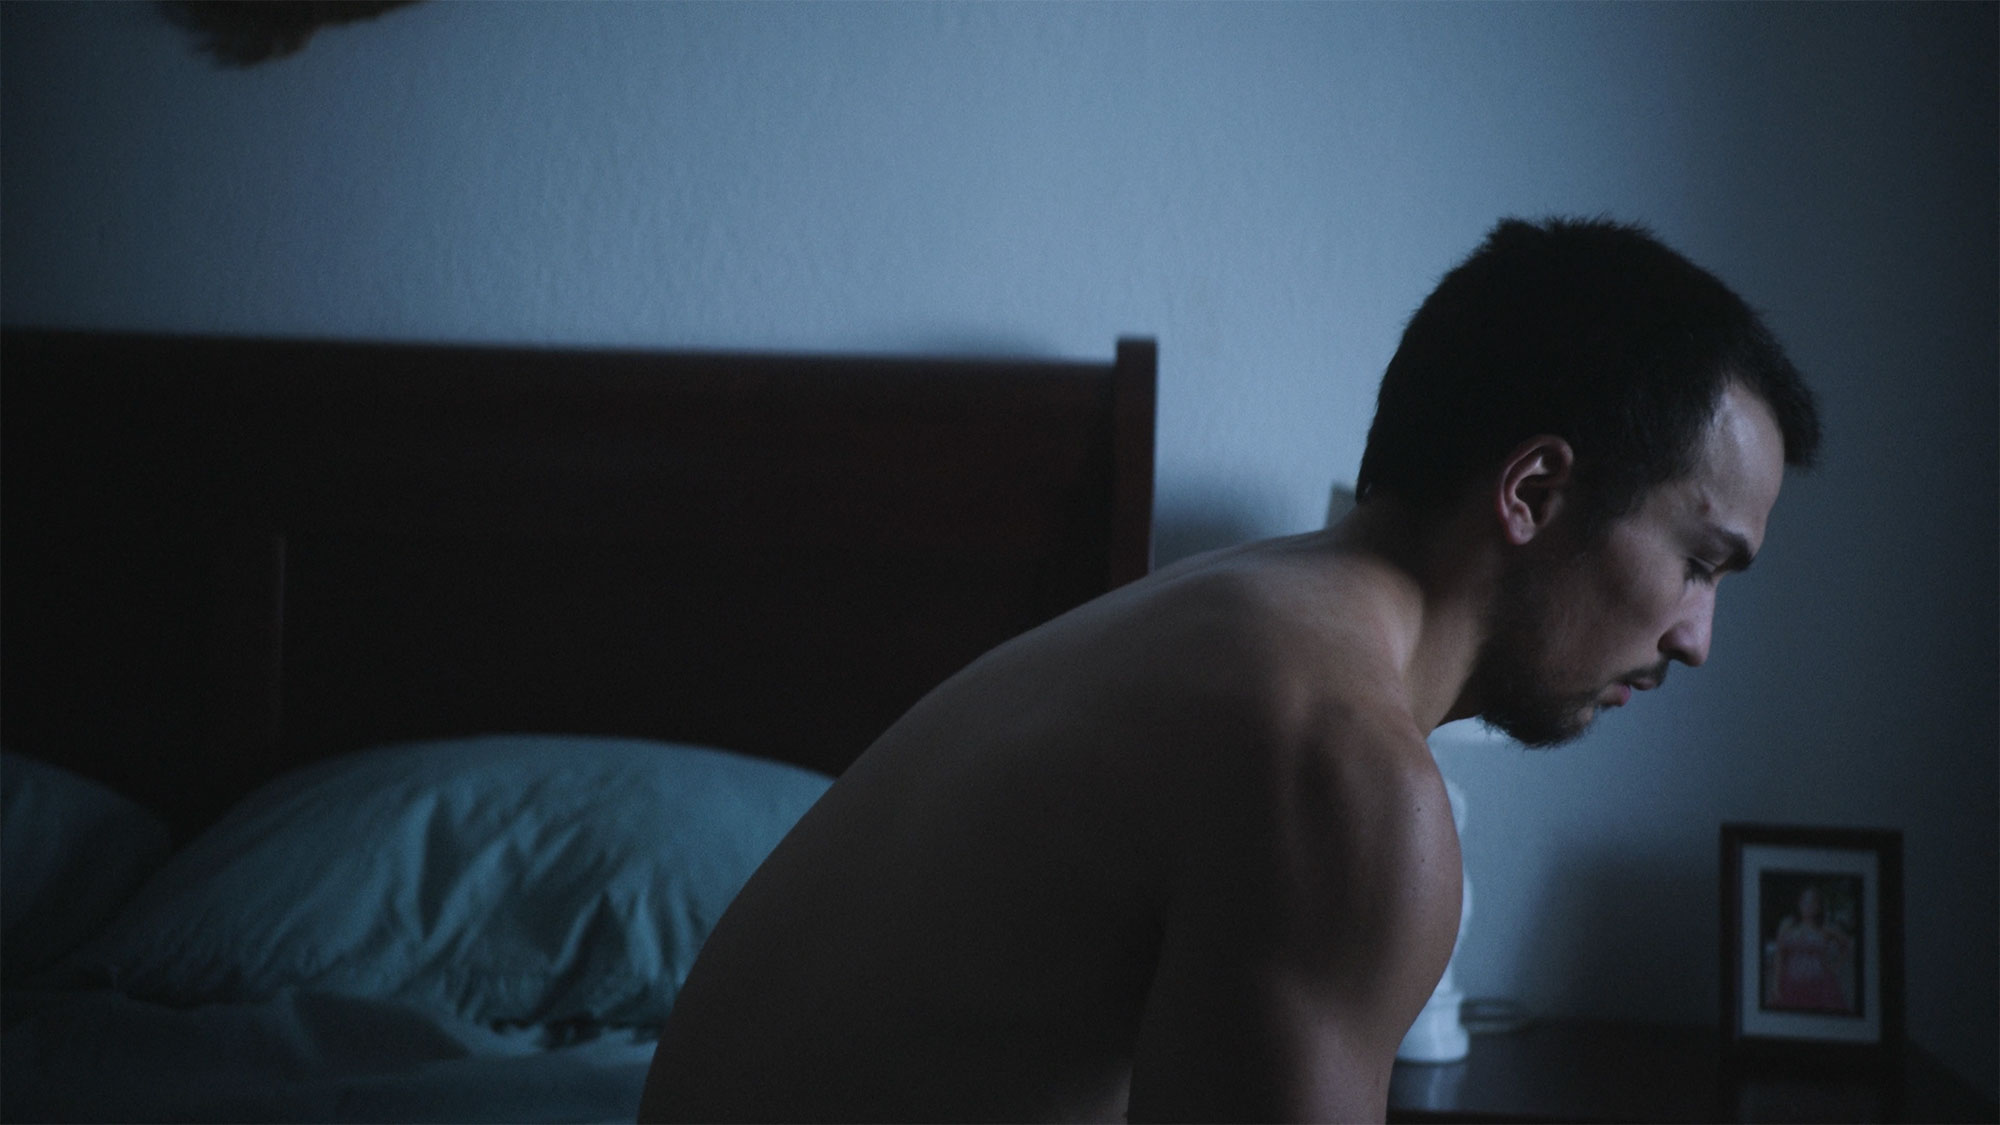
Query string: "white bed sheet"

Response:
xmin=2 ymin=987 xmax=655 ymax=1123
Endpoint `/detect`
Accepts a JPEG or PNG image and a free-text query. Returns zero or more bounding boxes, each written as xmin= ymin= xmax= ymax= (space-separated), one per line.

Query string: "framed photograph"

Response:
xmin=1720 ymin=824 xmax=1903 ymax=1066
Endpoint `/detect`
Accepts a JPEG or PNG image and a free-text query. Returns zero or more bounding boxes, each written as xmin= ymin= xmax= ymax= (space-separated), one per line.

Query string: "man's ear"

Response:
xmin=1495 ymin=436 xmax=1576 ymax=546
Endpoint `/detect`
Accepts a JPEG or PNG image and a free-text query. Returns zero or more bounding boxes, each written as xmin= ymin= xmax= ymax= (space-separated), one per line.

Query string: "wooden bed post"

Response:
xmin=1111 ymin=337 xmax=1158 ymax=587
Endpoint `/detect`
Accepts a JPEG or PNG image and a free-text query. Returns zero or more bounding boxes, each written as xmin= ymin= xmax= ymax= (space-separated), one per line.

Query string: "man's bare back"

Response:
xmin=641 ymin=535 xmax=1463 ymax=1122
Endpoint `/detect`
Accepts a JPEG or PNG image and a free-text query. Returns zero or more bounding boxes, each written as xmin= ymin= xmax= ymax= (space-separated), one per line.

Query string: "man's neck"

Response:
xmin=1323 ymin=498 xmax=1500 ymax=733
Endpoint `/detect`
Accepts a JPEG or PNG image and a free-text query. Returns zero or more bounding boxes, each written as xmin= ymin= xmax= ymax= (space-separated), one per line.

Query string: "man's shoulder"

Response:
xmin=1123 ymin=545 xmax=1373 ymax=663
xmin=1125 ymin=553 xmax=1442 ymax=823
xmin=1064 ymin=549 xmax=1407 ymax=744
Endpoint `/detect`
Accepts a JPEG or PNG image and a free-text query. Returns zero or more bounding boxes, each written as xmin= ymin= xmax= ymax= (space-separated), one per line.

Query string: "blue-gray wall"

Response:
xmin=5 ymin=0 xmax=1993 ymax=1099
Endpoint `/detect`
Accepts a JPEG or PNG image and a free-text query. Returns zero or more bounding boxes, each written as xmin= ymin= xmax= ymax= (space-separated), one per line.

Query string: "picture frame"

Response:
xmin=1720 ymin=824 xmax=1903 ymax=1068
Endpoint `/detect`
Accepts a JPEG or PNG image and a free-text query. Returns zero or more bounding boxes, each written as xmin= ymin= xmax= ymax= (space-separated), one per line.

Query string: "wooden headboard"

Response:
xmin=1 ymin=329 xmax=1155 ymax=838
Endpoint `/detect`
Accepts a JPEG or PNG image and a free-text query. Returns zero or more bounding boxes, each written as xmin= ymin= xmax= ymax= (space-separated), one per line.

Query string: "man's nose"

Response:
xmin=1663 ymin=595 xmax=1714 ymax=667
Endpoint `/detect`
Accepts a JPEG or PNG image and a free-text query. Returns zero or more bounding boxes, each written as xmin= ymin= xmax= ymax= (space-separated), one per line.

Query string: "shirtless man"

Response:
xmin=640 ymin=217 xmax=1821 ymax=1122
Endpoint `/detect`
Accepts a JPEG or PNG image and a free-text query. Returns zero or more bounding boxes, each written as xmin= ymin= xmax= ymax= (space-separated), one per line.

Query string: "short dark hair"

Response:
xmin=1354 ymin=217 xmax=1820 ymax=537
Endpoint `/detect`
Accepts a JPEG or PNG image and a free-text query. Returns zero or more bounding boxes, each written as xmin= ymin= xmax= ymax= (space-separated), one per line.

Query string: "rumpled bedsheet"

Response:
xmin=1 ymin=987 xmax=656 ymax=1123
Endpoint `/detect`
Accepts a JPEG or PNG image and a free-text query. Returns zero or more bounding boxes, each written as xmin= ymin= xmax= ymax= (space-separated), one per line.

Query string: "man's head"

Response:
xmin=1465 ymin=383 xmax=1788 ymax=745
xmin=1355 ymin=217 xmax=1820 ymax=540
xmin=1359 ymin=217 xmax=1820 ymax=745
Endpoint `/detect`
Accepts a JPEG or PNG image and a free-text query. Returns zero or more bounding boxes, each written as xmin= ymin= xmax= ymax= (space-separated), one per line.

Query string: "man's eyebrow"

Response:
xmin=1712 ymin=529 xmax=1756 ymax=573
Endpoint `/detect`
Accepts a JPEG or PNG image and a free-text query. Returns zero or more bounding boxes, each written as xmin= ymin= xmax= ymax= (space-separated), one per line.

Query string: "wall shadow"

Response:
xmin=1152 ymin=485 xmax=1268 ymax=567
xmin=1507 ymin=846 xmax=1718 ymax=1027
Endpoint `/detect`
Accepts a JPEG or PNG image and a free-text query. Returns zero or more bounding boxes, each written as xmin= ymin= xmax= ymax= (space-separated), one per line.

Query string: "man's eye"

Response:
xmin=1686 ymin=558 xmax=1719 ymax=584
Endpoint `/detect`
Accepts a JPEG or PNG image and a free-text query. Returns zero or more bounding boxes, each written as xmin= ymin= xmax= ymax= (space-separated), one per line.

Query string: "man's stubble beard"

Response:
xmin=1464 ymin=548 xmax=1604 ymax=749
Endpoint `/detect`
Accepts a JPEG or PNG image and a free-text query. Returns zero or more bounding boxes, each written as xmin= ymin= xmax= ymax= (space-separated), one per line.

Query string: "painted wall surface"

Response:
xmin=5 ymin=0 xmax=1994 ymax=1098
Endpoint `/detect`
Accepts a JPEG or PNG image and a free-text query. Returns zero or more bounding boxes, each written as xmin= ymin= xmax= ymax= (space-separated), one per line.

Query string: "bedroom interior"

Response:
xmin=1 ymin=2 xmax=1993 ymax=1121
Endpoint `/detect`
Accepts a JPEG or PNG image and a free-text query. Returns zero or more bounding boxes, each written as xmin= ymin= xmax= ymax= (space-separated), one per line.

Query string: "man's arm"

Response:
xmin=1125 ymin=736 xmax=1462 ymax=1123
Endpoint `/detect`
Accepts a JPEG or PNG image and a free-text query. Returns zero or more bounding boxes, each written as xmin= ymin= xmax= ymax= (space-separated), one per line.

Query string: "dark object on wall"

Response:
xmin=1720 ymin=823 xmax=1904 ymax=1070
xmin=160 ymin=1 xmax=419 ymax=66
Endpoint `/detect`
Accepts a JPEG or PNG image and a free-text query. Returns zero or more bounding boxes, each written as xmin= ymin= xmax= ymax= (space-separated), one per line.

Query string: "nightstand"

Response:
xmin=1387 ymin=1019 xmax=1995 ymax=1123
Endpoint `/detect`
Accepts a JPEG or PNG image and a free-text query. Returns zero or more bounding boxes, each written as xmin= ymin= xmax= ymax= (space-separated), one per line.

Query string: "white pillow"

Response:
xmin=2 ymin=752 xmax=173 ymax=982
xmin=68 ymin=735 xmax=830 ymax=1025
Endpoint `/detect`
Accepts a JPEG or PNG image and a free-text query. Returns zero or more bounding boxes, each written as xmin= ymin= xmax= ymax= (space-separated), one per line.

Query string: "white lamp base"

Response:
xmin=1396 ymin=985 xmax=1469 ymax=1063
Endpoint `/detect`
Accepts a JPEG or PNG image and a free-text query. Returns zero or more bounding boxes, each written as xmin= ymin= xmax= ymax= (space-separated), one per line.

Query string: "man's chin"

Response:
xmin=1481 ymin=702 xmax=1599 ymax=748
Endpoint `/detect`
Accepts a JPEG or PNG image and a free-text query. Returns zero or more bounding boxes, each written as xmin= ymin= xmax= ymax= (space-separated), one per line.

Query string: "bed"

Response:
xmin=0 ymin=328 xmax=1156 ymax=1122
